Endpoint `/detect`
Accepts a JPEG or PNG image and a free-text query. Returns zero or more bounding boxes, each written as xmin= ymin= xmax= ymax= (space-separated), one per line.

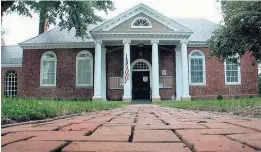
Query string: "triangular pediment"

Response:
xmin=91 ymin=3 xmax=192 ymax=33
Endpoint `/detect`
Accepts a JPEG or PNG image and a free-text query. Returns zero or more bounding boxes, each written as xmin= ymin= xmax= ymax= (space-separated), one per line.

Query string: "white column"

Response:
xmin=93 ymin=40 xmax=102 ymax=100
xmin=175 ymin=45 xmax=182 ymax=101
xmin=122 ymin=39 xmax=132 ymax=101
xmin=151 ymin=40 xmax=160 ymax=101
xmin=101 ymin=46 xmax=107 ymax=101
xmin=180 ymin=40 xmax=191 ymax=100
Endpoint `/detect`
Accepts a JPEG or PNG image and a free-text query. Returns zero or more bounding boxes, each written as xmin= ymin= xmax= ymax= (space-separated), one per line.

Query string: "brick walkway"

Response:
xmin=1 ymin=105 xmax=261 ymax=152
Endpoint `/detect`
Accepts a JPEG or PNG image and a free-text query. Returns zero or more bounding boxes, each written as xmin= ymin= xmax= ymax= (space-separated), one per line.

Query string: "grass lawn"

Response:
xmin=1 ymin=98 xmax=130 ymax=124
xmin=154 ymin=97 xmax=261 ymax=117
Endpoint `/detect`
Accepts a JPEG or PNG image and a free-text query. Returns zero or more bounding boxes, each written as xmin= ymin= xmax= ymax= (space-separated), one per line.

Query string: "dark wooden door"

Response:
xmin=132 ymin=71 xmax=150 ymax=100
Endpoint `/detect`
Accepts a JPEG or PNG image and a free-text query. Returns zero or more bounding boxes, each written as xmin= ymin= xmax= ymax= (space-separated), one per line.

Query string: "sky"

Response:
xmin=1 ymin=0 xmax=223 ymax=45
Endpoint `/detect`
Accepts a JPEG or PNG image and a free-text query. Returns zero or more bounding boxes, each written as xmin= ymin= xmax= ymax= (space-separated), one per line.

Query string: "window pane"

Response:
xmin=77 ymin=60 xmax=92 ymax=85
xmin=110 ymin=77 xmax=118 ymax=89
xmin=190 ymin=58 xmax=204 ymax=83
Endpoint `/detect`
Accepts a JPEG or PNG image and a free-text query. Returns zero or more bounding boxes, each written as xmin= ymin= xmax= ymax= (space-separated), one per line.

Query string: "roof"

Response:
xmin=172 ymin=18 xmax=219 ymax=42
xmin=20 ymin=24 xmax=98 ymax=45
xmin=19 ymin=18 xmax=218 ymax=45
xmin=1 ymin=45 xmax=23 ymax=65
xmin=19 ymin=3 xmax=219 ymax=45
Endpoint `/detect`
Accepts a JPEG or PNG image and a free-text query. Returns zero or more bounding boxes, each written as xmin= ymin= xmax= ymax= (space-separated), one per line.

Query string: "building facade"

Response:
xmin=1 ymin=4 xmax=259 ymax=101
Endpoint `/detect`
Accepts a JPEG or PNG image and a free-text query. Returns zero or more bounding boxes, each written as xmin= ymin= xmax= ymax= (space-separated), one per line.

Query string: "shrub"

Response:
xmin=216 ymin=94 xmax=223 ymax=100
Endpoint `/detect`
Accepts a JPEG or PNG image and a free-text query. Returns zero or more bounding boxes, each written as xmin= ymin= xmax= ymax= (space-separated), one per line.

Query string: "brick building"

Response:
xmin=1 ymin=4 xmax=258 ymax=101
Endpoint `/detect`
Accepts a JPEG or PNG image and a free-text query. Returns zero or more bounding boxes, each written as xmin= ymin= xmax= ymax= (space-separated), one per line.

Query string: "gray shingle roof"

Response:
xmin=20 ymin=24 xmax=98 ymax=45
xmin=1 ymin=45 xmax=23 ymax=65
xmin=20 ymin=18 xmax=219 ymax=45
xmin=172 ymin=18 xmax=219 ymax=42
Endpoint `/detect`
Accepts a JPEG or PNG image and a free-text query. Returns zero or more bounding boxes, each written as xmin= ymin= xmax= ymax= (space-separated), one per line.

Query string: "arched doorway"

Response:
xmin=131 ymin=59 xmax=151 ymax=100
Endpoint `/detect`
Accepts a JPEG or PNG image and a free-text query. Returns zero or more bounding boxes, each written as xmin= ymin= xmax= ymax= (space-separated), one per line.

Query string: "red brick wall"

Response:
xmin=1 ymin=67 xmax=22 ymax=97
xmin=106 ymin=47 xmax=123 ymax=100
xmin=21 ymin=48 xmax=94 ymax=99
xmin=188 ymin=47 xmax=258 ymax=99
xmin=159 ymin=48 xmax=175 ymax=100
xmin=17 ymin=46 xmax=258 ymax=100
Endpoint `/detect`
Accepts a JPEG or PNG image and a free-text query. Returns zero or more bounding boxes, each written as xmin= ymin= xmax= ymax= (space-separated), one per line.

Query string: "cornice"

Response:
xmin=187 ymin=42 xmax=208 ymax=47
xmin=19 ymin=42 xmax=95 ymax=49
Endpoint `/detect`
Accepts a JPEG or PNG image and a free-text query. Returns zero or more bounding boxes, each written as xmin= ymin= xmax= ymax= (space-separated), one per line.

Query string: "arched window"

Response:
xmin=40 ymin=51 xmax=57 ymax=86
xmin=189 ymin=50 xmax=206 ymax=85
xmin=131 ymin=17 xmax=152 ymax=28
xmin=76 ymin=50 xmax=93 ymax=86
xmin=225 ymin=55 xmax=241 ymax=85
xmin=5 ymin=71 xmax=18 ymax=97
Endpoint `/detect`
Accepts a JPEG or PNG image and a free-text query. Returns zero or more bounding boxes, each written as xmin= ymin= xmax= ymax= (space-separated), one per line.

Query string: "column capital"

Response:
xmin=123 ymin=39 xmax=131 ymax=44
xmin=180 ymin=39 xmax=188 ymax=44
xmin=151 ymin=40 xmax=159 ymax=44
xmin=94 ymin=40 xmax=102 ymax=44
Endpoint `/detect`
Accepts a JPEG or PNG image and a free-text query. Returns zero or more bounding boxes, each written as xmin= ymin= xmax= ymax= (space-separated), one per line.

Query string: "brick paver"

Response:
xmin=1 ymin=104 xmax=261 ymax=152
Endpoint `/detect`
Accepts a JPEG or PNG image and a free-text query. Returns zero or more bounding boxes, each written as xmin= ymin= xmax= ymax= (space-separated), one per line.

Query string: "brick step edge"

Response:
xmin=1 ymin=112 xmax=96 ymax=128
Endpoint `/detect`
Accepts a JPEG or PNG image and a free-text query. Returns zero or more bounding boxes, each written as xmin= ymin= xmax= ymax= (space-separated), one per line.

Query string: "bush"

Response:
xmin=216 ymin=94 xmax=223 ymax=100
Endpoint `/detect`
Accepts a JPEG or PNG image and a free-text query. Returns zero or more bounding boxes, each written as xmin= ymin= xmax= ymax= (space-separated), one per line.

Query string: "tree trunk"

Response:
xmin=38 ymin=9 xmax=47 ymax=34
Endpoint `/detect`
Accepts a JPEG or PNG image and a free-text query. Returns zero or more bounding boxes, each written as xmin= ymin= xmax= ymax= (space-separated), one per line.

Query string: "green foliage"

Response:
xmin=1 ymin=98 xmax=129 ymax=123
xmin=208 ymin=1 xmax=261 ymax=62
xmin=154 ymin=98 xmax=261 ymax=113
xmin=216 ymin=94 xmax=223 ymax=100
xmin=2 ymin=1 xmax=114 ymax=38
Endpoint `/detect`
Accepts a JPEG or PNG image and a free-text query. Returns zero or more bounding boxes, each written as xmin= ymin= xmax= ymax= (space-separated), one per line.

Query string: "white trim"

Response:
xmin=187 ymin=42 xmax=207 ymax=47
xmin=159 ymin=76 xmax=172 ymax=88
xmin=189 ymin=50 xmax=206 ymax=86
xmin=91 ymin=3 xmax=192 ymax=33
xmin=40 ymin=51 xmax=57 ymax=87
xmin=19 ymin=42 xmax=94 ymax=49
xmin=131 ymin=59 xmax=152 ymax=88
xmin=224 ymin=55 xmax=241 ymax=85
xmin=109 ymin=77 xmax=123 ymax=89
xmin=131 ymin=17 xmax=152 ymax=28
xmin=1 ymin=64 xmax=22 ymax=67
xmin=76 ymin=50 xmax=93 ymax=87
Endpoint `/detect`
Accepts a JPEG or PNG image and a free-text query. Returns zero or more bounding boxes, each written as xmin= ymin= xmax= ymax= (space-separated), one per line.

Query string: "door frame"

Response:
xmin=131 ymin=59 xmax=152 ymax=88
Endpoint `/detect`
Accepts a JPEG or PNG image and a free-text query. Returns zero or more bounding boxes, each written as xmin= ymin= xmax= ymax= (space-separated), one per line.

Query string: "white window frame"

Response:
xmin=131 ymin=17 xmax=152 ymax=29
xmin=5 ymin=70 xmax=18 ymax=97
xmin=40 ymin=51 xmax=57 ymax=87
xmin=189 ymin=50 xmax=206 ymax=86
xmin=159 ymin=76 xmax=172 ymax=88
xmin=109 ymin=77 xmax=123 ymax=89
xmin=76 ymin=50 xmax=93 ymax=87
xmin=224 ymin=55 xmax=241 ymax=85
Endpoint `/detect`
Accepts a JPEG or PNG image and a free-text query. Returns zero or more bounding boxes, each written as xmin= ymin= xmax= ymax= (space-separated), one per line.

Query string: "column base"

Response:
xmin=92 ymin=96 xmax=103 ymax=101
xmin=181 ymin=95 xmax=191 ymax=101
xmin=152 ymin=96 xmax=161 ymax=102
xmin=122 ymin=96 xmax=132 ymax=102
xmin=176 ymin=96 xmax=182 ymax=101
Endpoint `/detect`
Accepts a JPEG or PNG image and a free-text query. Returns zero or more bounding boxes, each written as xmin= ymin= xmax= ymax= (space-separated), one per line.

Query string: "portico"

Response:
xmin=91 ymin=38 xmax=191 ymax=101
xmin=90 ymin=3 xmax=193 ymax=101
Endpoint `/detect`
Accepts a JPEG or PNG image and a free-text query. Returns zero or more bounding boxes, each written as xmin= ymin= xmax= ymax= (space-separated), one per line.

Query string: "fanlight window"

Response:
xmin=131 ymin=17 xmax=152 ymax=28
xmin=133 ymin=62 xmax=149 ymax=70
xmin=5 ymin=71 xmax=18 ymax=97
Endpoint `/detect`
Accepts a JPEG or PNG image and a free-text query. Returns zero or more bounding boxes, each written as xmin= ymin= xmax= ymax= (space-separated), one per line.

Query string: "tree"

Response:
xmin=1 ymin=1 xmax=114 ymax=38
xmin=208 ymin=1 xmax=261 ymax=62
